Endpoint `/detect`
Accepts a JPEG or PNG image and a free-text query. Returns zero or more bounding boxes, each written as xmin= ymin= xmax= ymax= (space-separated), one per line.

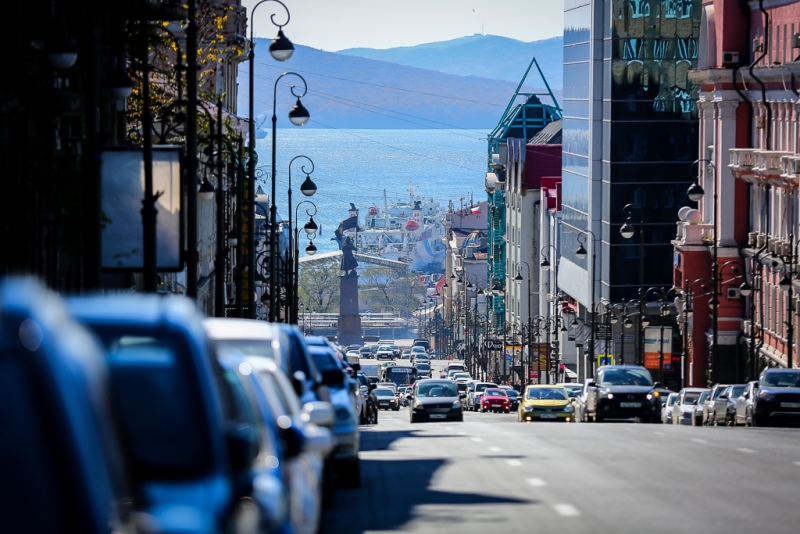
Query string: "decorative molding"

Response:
xmin=715 ymin=100 xmax=739 ymax=119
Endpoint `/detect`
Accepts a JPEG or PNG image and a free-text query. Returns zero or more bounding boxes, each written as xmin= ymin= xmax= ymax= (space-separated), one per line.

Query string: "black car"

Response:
xmin=409 ymin=379 xmax=463 ymax=422
xmin=582 ymin=365 xmax=662 ymax=423
xmin=751 ymin=368 xmax=800 ymax=426
xmin=503 ymin=388 xmax=520 ymax=411
xmin=374 ymin=387 xmax=400 ymax=411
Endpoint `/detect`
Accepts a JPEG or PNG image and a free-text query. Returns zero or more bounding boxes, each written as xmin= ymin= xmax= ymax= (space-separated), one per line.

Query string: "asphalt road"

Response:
xmin=325 ymin=359 xmax=800 ymax=534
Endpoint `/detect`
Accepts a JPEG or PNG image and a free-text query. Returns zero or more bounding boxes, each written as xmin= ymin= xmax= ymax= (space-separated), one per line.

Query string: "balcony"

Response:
xmin=754 ymin=150 xmax=793 ymax=186
xmin=728 ymin=148 xmax=757 ymax=183
xmin=780 ymin=155 xmax=800 ymax=188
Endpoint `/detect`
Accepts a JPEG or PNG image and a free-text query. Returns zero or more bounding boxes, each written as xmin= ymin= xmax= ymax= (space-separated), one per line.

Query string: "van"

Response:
xmin=412 ymin=339 xmax=430 ymax=350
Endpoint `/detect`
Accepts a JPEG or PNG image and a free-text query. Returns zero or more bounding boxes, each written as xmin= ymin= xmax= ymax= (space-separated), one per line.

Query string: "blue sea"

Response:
xmin=253 ymin=129 xmax=489 ymax=255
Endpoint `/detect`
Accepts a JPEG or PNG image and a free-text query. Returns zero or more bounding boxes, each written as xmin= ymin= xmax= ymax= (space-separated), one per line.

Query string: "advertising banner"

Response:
xmin=643 ymin=326 xmax=672 ymax=370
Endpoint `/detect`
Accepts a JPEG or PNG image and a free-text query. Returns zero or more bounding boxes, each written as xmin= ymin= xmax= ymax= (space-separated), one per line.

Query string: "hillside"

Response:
xmin=337 ymin=34 xmax=563 ymax=89
xmin=242 ymin=41 xmax=561 ymax=130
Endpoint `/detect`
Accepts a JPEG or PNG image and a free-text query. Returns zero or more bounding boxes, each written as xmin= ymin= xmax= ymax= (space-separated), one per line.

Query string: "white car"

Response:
xmin=376 ymin=345 xmax=395 ymax=360
xmin=345 ymin=350 xmax=360 ymax=364
xmin=672 ymin=388 xmax=710 ymax=425
xmin=661 ymin=393 xmax=678 ymax=424
xmin=376 ymin=381 xmax=397 ymax=394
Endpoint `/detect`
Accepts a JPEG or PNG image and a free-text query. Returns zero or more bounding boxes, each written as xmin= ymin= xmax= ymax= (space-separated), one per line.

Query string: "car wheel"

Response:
xmin=504 ymin=410 xmax=510 ymax=414
xmin=745 ymin=408 xmax=752 ymax=427
xmin=410 ymin=413 xmax=417 ymax=423
xmin=691 ymin=414 xmax=697 ymax=426
xmin=393 ymin=407 xmax=400 ymax=411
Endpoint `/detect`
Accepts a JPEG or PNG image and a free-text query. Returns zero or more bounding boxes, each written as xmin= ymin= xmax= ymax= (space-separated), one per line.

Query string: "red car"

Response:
xmin=480 ymin=388 xmax=511 ymax=413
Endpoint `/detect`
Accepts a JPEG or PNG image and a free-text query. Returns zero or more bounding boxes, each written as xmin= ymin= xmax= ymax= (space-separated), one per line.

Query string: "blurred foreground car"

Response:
xmin=68 ymin=295 xmax=254 ymax=534
xmin=0 ymin=278 xmax=136 ymax=534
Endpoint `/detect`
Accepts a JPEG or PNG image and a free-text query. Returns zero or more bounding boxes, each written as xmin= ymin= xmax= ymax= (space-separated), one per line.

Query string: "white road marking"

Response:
xmin=738 ymin=448 xmax=756 ymax=454
xmin=526 ymin=477 xmax=547 ymax=487
xmin=553 ymin=504 xmax=581 ymax=517
xmin=690 ymin=438 xmax=708 ymax=444
xmin=471 ymin=437 xmax=483 ymax=442
xmin=489 ymin=446 xmax=503 ymax=452
xmin=506 ymin=459 xmax=522 ymax=467
xmin=457 ymin=431 xmax=467 ymax=435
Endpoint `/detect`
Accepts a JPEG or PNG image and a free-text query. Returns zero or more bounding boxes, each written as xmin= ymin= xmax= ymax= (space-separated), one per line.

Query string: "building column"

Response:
xmin=715 ymin=99 xmax=739 ymax=246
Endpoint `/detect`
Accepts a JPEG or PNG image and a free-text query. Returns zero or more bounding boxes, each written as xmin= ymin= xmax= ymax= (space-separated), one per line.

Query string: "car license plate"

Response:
xmin=620 ymin=402 xmax=641 ymax=408
xmin=430 ymin=414 xmax=446 ymax=419
xmin=540 ymin=414 xmax=557 ymax=419
xmin=780 ymin=402 xmax=800 ymax=408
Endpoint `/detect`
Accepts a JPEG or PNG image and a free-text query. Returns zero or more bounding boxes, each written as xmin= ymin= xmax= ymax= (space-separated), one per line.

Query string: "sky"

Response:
xmin=241 ymin=0 xmax=563 ymax=51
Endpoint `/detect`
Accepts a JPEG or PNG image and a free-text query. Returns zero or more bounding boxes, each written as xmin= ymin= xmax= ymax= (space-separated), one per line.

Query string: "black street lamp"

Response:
xmin=620 ymin=203 xmax=645 ymax=365
xmin=268 ymin=72 xmax=309 ymax=321
xmin=292 ymin=200 xmax=318 ymax=324
xmin=575 ymin=230 xmax=599 ymax=377
xmin=514 ymin=261 xmax=532 ymax=385
xmin=286 ymin=155 xmax=317 ymax=323
xmin=739 ymin=241 xmax=767 ymax=380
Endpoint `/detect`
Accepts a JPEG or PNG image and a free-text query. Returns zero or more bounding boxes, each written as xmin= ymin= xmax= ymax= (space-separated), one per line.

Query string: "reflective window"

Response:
xmin=564 ymin=4 xmax=591 ymax=46
xmin=562 ymin=118 xmax=590 ymax=156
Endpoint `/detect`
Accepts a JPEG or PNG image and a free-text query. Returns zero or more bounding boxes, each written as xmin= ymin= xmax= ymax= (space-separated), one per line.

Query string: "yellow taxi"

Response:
xmin=518 ymin=385 xmax=574 ymax=422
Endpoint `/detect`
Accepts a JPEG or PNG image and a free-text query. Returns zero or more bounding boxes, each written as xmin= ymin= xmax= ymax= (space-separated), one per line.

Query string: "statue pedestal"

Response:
xmin=337 ymin=271 xmax=362 ymax=346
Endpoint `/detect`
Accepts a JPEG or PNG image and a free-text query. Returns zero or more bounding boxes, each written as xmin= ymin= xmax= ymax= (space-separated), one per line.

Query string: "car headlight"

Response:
xmin=600 ymin=389 xmax=613 ymax=399
xmin=523 ymin=405 xmax=534 ymax=411
xmin=452 ymin=401 xmax=461 ymax=409
xmin=563 ymin=405 xmax=573 ymax=413
xmin=758 ymin=391 xmax=775 ymax=401
xmin=646 ymin=393 xmax=654 ymax=400
xmin=413 ymin=401 xmax=422 ymax=409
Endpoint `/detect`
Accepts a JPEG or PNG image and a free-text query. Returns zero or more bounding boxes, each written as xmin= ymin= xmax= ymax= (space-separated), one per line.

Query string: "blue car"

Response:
xmin=306 ymin=343 xmax=361 ymax=488
xmin=0 ymin=278 xmax=135 ymax=534
xmin=68 ymin=295 xmax=256 ymax=534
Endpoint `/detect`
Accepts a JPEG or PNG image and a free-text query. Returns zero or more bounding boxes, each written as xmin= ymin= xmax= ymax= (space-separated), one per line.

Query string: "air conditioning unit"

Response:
xmin=748 ymin=232 xmax=758 ymax=247
xmin=795 ymin=296 xmax=800 ymax=315
xmin=722 ymin=50 xmax=740 ymax=66
xmin=757 ymin=234 xmax=766 ymax=248
xmin=781 ymin=241 xmax=793 ymax=257
xmin=727 ymin=288 xmax=741 ymax=299
xmin=768 ymin=238 xmax=778 ymax=253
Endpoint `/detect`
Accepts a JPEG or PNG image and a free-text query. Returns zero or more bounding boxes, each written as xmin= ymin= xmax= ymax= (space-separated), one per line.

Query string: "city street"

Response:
xmin=327 ymin=361 xmax=800 ymax=533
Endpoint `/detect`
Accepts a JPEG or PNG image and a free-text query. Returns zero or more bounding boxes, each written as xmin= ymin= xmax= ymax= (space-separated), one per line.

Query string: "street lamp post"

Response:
xmin=269 ymin=73 xmax=310 ymax=321
xmin=620 ymin=203 xmax=645 ymax=364
xmin=286 ymin=155 xmax=317 ymax=323
xmin=514 ymin=261 xmax=532 ymax=385
xmin=293 ymin=200 xmax=318 ymax=323
xmin=738 ymin=243 xmax=767 ymax=380
xmin=575 ymin=230 xmax=599 ymax=377
xmin=248 ymin=0 xmax=294 ymax=318
xmin=686 ymin=158 xmax=718 ymax=382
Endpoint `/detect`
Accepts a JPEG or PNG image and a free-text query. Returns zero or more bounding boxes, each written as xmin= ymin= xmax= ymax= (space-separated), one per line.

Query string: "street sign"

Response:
xmin=644 ymin=326 xmax=672 ymax=370
xmin=596 ymin=354 xmax=614 ymax=367
xmin=529 ymin=371 xmax=538 ymax=378
xmin=596 ymin=324 xmax=612 ymax=341
xmin=484 ymin=339 xmax=504 ymax=350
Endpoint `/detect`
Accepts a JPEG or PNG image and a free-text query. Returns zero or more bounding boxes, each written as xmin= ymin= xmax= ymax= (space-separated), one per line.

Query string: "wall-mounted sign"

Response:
xmin=643 ymin=326 xmax=672 ymax=370
xmin=101 ymin=146 xmax=184 ymax=271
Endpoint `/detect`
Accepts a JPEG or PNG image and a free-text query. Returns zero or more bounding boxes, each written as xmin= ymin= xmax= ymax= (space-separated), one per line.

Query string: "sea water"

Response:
xmin=253 ymin=128 xmax=489 ymax=255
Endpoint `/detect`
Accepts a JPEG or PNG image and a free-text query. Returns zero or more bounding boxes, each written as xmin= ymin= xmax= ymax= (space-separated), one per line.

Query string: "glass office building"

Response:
xmin=560 ymin=0 xmax=700 ymax=304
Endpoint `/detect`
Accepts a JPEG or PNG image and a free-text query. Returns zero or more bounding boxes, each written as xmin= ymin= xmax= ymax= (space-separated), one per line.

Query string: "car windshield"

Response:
xmin=682 ymin=392 xmax=702 ymax=405
xmin=416 ymin=382 xmax=458 ymax=397
xmin=309 ymin=348 xmax=341 ymax=373
xmin=667 ymin=395 xmax=677 ymax=406
xmin=526 ymin=388 xmax=568 ymax=400
xmin=457 ymin=382 xmax=468 ymax=391
xmin=379 ymin=346 xmax=391 ymax=351
xmin=729 ymin=385 xmax=746 ymax=398
xmin=375 ymin=389 xmax=394 ymax=397
xmin=505 ymin=389 xmax=518 ymax=397
xmin=711 ymin=386 xmax=728 ymax=400
xmin=697 ymin=392 xmax=709 ymax=404
xmin=102 ymin=334 xmax=212 ymax=476
xmin=761 ymin=370 xmax=800 ymax=387
xmin=416 ymin=364 xmax=430 ymax=370
xmin=215 ymin=339 xmax=275 ymax=360
xmin=484 ymin=389 xmax=507 ymax=396
xmin=476 ymin=383 xmax=496 ymax=392
xmin=391 ymin=346 xmax=399 ymax=350
xmin=597 ymin=368 xmax=653 ymax=386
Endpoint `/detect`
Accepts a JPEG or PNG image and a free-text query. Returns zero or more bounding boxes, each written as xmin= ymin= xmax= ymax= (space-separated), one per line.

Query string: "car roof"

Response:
xmin=203 ymin=317 xmax=278 ymax=341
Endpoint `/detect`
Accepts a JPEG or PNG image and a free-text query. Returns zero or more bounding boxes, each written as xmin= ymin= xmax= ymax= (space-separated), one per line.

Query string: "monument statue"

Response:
xmin=337 ymin=219 xmax=362 ymax=346
xmin=340 ymin=236 xmax=358 ymax=276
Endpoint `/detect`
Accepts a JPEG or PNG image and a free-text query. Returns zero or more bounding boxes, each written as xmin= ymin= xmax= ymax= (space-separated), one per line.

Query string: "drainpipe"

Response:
xmin=734 ymin=0 xmax=752 ymax=135
xmin=748 ymin=0 xmax=771 ymax=150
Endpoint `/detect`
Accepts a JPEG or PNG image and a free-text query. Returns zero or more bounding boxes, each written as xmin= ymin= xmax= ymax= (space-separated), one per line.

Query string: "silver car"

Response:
xmin=707 ymin=384 xmax=747 ymax=426
xmin=661 ymin=393 xmax=678 ymax=424
xmin=672 ymin=388 xmax=710 ymax=425
xmin=701 ymin=384 xmax=730 ymax=425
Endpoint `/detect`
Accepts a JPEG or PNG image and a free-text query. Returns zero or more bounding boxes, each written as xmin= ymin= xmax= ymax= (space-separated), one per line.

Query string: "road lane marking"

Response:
xmin=489 ymin=446 xmax=503 ymax=452
xmin=526 ymin=478 xmax=547 ymax=487
xmin=471 ymin=437 xmax=483 ymax=442
xmin=690 ymin=438 xmax=708 ymax=444
xmin=738 ymin=448 xmax=756 ymax=454
xmin=506 ymin=459 xmax=522 ymax=467
xmin=553 ymin=504 xmax=581 ymax=517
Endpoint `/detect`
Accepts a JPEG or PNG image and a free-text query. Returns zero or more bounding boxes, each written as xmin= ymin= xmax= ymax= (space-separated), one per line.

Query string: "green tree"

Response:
xmin=298 ymin=258 xmax=340 ymax=313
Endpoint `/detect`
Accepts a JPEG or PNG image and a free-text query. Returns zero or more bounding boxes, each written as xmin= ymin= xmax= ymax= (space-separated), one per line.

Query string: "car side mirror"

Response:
xmin=291 ymin=370 xmax=307 ymax=397
xmin=719 ymin=394 xmax=729 ymax=400
xmin=753 ymin=381 xmax=759 ymax=389
xmin=279 ymin=423 xmax=305 ymax=459
xmin=302 ymin=401 xmax=334 ymax=427
xmin=653 ymin=382 xmax=663 ymax=389
xmin=587 ymin=381 xmax=597 ymax=388
xmin=368 ymin=384 xmax=376 ymax=392
xmin=360 ymin=385 xmax=368 ymax=393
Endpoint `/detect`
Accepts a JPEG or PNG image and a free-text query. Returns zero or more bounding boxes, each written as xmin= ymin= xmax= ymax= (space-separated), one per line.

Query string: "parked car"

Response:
xmin=480 ymin=388 xmax=511 ymax=413
xmin=738 ymin=369 xmax=800 ymax=426
xmin=68 ymin=295 xmax=252 ymax=534
xmin=734 ymin=381 xmax=759 ymax=427
xmin=466 ymin=382 xmax=499 ymax=411
xmin=409 ymin=379 xmax=463 ymax=422
xmin=305 ymin=344 xmax=361 ymax=488
xmin=701 ymin=384 xmax=730 ymax=425
xmin=374 ymin=388 xmax=400 ymax=410
xmin=581 ymin=366 xmax=662 ymax=423
xmin=0 ymin=278 xmax=136 ymax=534
xmin=671 ymin=387 xmax=709 ymax=425
xmin=376 ymin=345 xmax=395 ymax=360
xmin=708 ymin=384 xmax=747 ymax=426
xmin=355 ymin=372 xmax=379 ymax=424
xmin=661 ymin=393 xmax=678 ymax=424
xmin=690 ymin=390 xmax=710 ymax=426
xmin=519 ymin=385 xmax=574 ymax=422
xmin=244 ymin=356 xmax=335 ymax=530
xmin=359 ymin=346 xmax=373 ymax=359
